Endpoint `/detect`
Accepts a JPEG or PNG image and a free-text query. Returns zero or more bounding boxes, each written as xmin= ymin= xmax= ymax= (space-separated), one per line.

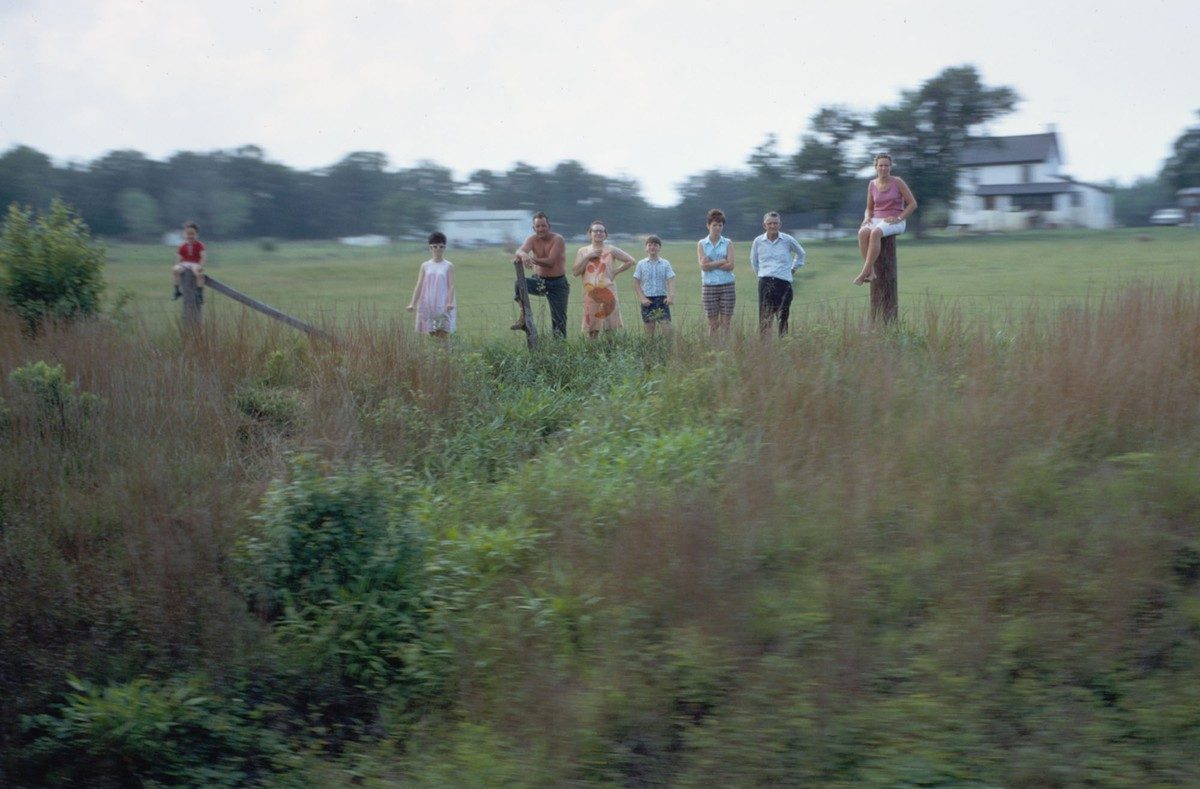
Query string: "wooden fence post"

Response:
xmin=513 ymin=259 xmax=538 ymax=351
xmin=179 ymin=269 xmax=202 ymax=330
xmin=869 ymin=235 xmax=899 ymax=325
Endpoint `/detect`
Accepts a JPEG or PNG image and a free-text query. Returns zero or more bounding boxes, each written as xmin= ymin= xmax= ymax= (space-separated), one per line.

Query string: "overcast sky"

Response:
xmin=1 ymin=0 xmax=1196 ymax=206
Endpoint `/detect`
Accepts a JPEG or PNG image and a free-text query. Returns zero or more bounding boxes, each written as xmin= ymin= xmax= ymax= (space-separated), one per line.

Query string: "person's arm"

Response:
xmin=722 ymin=242 xmax=735 ymax=272
xmin=749 ymin=238 xmax=760 ymax=274
xmin=633 ymin=271 xmax=648 ymax=305
xmin=198 ymin=243 xmax=207 ymax=266
xmin=697 ymin=241 xmax=713 ymax=272
xmin=611 ymin=246 xmax=636 ymax=276
xmin=406 ymin=264 xmax=426 ymax=310
xmin=791 ymin=237 xmax=806 ymax=269
xmin=444 ymin=264 xmax=455 ymax=312
xmin=571 ymin=246 xmax=593 ymax=277
xmin=892 ymin=179 xmax=918 ymax=223
xmin=665 ymin=271 xmax=676 ymax=305
xmin=862 ymin=183 xmax=875 ymax=226
xmin=513 ymin=236 xmax=534 ymax=266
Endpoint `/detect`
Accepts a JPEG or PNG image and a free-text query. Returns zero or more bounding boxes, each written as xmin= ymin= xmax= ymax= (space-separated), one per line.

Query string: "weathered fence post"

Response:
xmin=179 ymin=269 xmax=202 ymax=330
xmin=869 ymin=235 xmax=899 ymax=325
xmin=513 ymin=259 xmax=538 ymax=351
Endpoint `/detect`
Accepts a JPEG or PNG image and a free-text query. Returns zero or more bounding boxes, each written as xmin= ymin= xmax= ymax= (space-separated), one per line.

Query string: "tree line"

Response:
xmin=2 ymin=66 xmax=1195 ymax=240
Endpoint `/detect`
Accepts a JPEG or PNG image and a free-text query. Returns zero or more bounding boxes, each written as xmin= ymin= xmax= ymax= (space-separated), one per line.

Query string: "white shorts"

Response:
xmin=863 ymin=218 xmax=906 ymax=237
xmin=177 ymin=261 xmax=204 ymax=272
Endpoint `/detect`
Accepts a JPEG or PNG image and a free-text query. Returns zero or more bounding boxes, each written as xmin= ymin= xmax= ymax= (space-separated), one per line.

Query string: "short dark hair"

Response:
xmin=532 ymin=211 xmax=549 ymax=222
xmin=874 ymin=153 xmax=893 ymax=165
xmin=706 ymin=208 xmax=725 ymax=225
xmin=645 ymin=234 xmax=663 ymax=246
xmin=183 ymin=221 xmax=199 ymax=232
xmin=427 ymin=231 xmax=447 ymax=245
xmin=589 ymin=219 xmax=606 ymax=232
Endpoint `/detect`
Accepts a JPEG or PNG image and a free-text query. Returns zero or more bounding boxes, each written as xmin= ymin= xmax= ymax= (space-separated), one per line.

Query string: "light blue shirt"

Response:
xmin=699 ymin=235 xmax=734 ymax=286
xmin=750 ymin=232 xmax=806 ymax=282
xmin=634 ymin=257 xmax=676 ymax=297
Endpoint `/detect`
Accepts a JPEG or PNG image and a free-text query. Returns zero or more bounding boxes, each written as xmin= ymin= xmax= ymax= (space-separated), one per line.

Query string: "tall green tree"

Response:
xmin=1161 ymin=110 xmax=1200 ymax=192
xmin=0 ymin=146 xmax=58 ymax=214
xmin=872 ymin=65 xmax=1019 ymax=233
xmin=788 ymin=107 xmax=865 ymax=226
xmin=116 ymin=189 xmax=162 ymax=238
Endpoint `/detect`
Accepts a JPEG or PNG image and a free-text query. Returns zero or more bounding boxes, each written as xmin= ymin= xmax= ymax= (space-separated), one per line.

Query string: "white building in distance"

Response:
xmin=950 ymin=131 xmax=1114 ymax=230
xmin=440 ymin=210 xmax=532 ymax=248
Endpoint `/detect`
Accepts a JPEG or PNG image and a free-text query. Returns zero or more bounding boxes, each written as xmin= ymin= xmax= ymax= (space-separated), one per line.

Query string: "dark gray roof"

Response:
xmin=960 ymin=133 xmax=1060 ymax=166
xmin=975 ymin=182 xmax=1074 ymax=196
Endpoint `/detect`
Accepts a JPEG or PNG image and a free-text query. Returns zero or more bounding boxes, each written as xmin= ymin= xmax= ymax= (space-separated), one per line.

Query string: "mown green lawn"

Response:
xmin=104 ymin=227 xmax=1200 ymax=340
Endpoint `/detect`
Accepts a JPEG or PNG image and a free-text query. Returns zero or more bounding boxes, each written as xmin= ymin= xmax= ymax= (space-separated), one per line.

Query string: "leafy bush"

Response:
xmin=239 ymin=456 xmax=450 ymax=711
xmin=18 ymin=675 xmax=285 ymax=787
xmin=233 ymin=382 xmax=303 ymax=429
xmin=7 ymin=360 xmax=101 ymax=437
xmin=0 ymin=199 xmax=105 ymax=329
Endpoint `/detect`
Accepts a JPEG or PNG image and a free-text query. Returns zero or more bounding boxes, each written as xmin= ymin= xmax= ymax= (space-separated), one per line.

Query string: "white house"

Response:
xmin=950 ymin=131 xmax=1114 ymax=230
xmin=440 ymin=210 xmax=532 ymax=248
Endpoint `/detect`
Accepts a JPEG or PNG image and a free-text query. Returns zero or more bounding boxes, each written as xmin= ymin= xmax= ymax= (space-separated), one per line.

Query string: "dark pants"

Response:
xmin=515 ymin=275 xmax=570 ymax=339
xmin=758 ymin=276 xmax=794 ymax=335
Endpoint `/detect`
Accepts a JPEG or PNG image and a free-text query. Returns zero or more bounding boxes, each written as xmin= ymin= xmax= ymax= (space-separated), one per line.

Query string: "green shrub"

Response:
xmin=233 ymin=382 xmax=303 ymax=429
xmin=0 ymin=199 xmax=105 ymax=329
xmin=239 ymin=456 xmax=450 ymax=711
xmin=7 ymin=360 xmax=101 ymax=437
xmin=18 ymin=675 xmax=285 ymax=787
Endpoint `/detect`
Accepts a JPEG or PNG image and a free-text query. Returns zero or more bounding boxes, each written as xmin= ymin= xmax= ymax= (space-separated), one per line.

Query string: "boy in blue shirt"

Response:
xmin=633 ymin=235 xmax=676 ymax=334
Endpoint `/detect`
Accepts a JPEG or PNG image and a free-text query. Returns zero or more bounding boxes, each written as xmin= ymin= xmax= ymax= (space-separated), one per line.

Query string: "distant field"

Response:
xmin=105 ymin=228 xmax=1200 ymax=341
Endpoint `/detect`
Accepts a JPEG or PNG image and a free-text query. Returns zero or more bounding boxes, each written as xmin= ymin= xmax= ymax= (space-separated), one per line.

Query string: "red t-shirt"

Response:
xmin=178 ymin=240 xmax=205 ymax=263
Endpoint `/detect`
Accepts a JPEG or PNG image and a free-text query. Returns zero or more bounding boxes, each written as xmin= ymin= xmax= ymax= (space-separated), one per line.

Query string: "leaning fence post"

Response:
xmin=869 ymin=235 xmax=899 ymax=325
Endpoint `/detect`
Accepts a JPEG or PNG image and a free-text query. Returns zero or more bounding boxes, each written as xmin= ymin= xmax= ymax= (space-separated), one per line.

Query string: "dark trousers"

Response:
xmin=758 ymin=276 xmax=794 ymax=335
xmin=515 ymin=275 xmax=570 ymax=339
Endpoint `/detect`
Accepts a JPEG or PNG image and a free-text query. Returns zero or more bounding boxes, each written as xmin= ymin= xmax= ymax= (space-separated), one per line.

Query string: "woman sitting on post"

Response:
xmin=854 ymin=153 xmax=917 ymax=285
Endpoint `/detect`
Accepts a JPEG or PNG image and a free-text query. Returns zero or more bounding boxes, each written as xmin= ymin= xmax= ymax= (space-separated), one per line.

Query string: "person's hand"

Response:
xmin=886 ymin=217 xmax=899 ymax=225
xmin=406 ymin=304 xmax=414 ymax=311
xmin=640 ymin=297 xmax=651 ymax=306
xmin=445 ymin=304 xmax=453 ymax=312
xmin=664 ymin=296 xmax=673 ymax=306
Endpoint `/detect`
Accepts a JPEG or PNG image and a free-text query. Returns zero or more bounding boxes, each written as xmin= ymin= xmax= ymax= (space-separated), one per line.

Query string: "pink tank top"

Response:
xmin=870 ymin=179 xmax=904 ymax=218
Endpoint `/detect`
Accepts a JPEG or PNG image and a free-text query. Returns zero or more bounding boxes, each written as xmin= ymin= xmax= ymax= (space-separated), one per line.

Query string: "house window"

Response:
xmin=984 ymin=196 xmax=998 ymax=210
xmin=1021 ymin=164 xmax=1033 ymax=183
xmin=1013 ymin=194 xmax=1053 ymax=211
xmin=1071 ymin=192 xmax=1083 ymax=208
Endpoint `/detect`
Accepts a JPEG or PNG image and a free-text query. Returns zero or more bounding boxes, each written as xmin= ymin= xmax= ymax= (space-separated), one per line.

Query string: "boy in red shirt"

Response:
xmin=172 ymin=221 xmax=206 ymax=301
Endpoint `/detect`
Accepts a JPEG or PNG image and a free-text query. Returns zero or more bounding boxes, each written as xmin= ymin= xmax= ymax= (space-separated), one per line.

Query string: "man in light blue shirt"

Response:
xmin=749 ymin=211 xmax=806 ymax=335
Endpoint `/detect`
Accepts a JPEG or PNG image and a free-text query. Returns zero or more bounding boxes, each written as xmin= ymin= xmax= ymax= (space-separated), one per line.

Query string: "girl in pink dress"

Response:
xmin=406 ymin=232 xmax=456 ymax=338
xmin=571 ymin=220 xmax=637 ymax=338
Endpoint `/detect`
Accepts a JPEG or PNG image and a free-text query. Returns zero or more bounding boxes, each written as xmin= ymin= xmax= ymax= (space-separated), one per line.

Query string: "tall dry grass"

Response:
xmin=2 ymin=282 xmax=1199 ymax=781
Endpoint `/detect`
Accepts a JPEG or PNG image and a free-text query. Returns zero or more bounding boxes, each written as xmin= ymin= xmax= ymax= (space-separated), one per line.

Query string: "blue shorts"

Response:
xmin=640 ymin=295 xmax=672 ymax=323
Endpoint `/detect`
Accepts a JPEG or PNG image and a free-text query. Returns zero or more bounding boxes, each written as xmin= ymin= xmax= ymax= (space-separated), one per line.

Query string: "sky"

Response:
xmin=1 ymin=0 xmax=1196 ymax=207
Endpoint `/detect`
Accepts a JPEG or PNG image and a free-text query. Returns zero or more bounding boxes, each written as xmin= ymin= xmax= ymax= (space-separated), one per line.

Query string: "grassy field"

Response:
xmin=105 ymin=227 xmax=1200 ymax=340
xmin=4 ymin=228 xmax=1200 ymax=783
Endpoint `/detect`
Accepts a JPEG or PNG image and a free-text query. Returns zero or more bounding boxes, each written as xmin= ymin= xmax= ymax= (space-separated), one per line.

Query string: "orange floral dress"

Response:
xmin=581 ymin=248 xmax=623 ymax=332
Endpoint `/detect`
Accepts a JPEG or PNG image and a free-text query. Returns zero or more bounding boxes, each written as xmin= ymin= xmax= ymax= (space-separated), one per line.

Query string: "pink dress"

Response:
xmin=413 ymin=259 xmax=456 ymax=333
xmin=581 ymin=249 xmax=623 ymax=332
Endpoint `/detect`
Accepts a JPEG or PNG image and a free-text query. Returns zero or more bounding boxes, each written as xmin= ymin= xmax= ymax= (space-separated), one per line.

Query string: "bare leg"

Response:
xmin=707 ymin=314 xmax=720 ymax=334
xmin=854 ymin=228 xmax=884 ymax=285
xmin=858 ymin=225 xmax=870 ymax=261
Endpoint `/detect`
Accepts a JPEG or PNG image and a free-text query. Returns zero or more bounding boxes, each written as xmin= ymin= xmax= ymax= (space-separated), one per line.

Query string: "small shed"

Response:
xmin=440 ymin=210 xmax=532 ymax=248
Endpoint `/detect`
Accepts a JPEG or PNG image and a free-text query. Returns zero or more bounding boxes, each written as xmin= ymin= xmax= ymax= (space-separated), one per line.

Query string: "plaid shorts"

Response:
xmin=701 ymin=282 xmax=736 ymax=317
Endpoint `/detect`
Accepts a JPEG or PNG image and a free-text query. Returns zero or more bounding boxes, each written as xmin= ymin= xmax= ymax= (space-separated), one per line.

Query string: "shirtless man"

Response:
xmin=513 ymin=211 xmax=569 ymax=338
